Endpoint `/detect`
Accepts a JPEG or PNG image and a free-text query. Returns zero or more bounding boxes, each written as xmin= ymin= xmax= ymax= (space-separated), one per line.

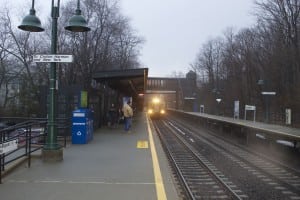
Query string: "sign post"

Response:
xmin=244 ymin=105 xmax=256 ymax=122
xmin=234 ymin=100 xmax=239 ymax=119
xmin=286 ymin=108 xmax=292 ymax=125
xmin=200 ymin=105 xmax=205 ymax=113
xmin=33 ymin=54 xmax=73 ymax=161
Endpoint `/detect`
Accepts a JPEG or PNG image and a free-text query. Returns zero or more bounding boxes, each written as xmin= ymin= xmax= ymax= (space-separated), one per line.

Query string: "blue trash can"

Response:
xmin=72 ymin=109 xmax=93 ymax=144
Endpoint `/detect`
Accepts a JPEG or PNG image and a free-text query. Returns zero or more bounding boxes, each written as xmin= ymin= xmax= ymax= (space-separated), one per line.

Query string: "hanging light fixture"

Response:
xmin=18 ymin=0 xmax=44 ymax=32
xmin=65 ymin=0 xmax=91 ymax=32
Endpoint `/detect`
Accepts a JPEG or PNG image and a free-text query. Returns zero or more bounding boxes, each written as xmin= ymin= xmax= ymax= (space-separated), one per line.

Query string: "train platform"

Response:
xmin=187 ymin=112 xmax=300 ymax=139
xmin=0 ymin=112 xmax=179 ymax=200
xmin=169 ymin=109 xmax=300 ymax=142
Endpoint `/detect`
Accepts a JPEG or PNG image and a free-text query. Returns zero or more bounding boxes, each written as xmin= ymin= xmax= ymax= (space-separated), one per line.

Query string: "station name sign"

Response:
xmin=33 ymin=54 xmax=73 ymax=63
xmin=245 ymin=105 xmax=256 ymax=111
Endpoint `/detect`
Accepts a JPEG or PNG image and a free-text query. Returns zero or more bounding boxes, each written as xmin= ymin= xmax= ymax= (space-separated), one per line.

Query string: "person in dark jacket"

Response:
xmin=108 ymin=103 xmax=118 ymax=128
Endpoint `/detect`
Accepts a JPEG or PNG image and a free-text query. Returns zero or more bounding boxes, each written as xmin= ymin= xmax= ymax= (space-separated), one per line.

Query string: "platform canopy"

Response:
xmin=92 ymin=68 xmax=148 ymax=96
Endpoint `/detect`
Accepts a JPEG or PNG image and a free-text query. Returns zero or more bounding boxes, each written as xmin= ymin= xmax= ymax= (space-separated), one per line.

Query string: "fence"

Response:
xmin=0 ymin=117 xmax=71 ymax=183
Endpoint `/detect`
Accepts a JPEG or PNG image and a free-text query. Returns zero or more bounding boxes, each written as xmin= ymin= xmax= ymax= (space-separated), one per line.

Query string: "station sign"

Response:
xmin=261 ymin=92 xmax=276 ymax=95
xmin=244 ymin=105 xmax=256 ymax=122
xmin=0 ymin=140 xmax=18 ymax=154
xmin=245 ymin=105 xmax=256 ymax=111
xmin=33 ymin=54 xmax=73 ymax=63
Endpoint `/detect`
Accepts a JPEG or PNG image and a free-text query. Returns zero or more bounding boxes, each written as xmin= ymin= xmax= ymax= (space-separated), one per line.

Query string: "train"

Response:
xmin=147 ymin=97 xmax=166 ymax=119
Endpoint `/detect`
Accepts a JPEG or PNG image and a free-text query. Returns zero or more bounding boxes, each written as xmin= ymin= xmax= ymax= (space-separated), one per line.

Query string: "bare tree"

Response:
xmin=191 ymin=0 xmax=300 ymax=124
xmin=0 ymin=8 xmax=49 ymax=115
xmin=254 ymin=0 xmax=300 ymax=104
xmin=57 ymin=0 xmax=144 ymax=89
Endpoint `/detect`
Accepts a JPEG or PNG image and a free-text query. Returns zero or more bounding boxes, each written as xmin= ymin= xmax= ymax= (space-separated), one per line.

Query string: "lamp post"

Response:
xmin=18 ymin=0 xmax=90 ymax=161
xmin=212 ymin=88 xmax=221 ymax=115
xmin=216 ymin=98 xmax=222 ymax=115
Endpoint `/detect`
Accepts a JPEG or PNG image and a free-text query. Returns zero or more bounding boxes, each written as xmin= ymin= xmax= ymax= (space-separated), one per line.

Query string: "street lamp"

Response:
xmin=212 ymin=88 xmax=221 ymax=115
xmin=18 ymin=0 xmax=90 ymax=161
xmin=216 ymin=98 xmax=222 ymax=115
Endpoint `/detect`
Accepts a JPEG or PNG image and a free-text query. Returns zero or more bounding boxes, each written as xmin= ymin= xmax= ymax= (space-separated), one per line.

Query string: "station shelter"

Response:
xmin=92 ymin=68 xmax=148 ymax=127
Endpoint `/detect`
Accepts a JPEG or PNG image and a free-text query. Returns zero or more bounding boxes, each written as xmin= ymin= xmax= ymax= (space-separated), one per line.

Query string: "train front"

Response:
xmin=147 ymin=97 xmax=166 ymax=119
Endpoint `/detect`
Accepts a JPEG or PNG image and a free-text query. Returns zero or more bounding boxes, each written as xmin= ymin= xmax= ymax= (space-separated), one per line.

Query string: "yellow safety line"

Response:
xmin=146 ymin=114 xmax=167 ymax=200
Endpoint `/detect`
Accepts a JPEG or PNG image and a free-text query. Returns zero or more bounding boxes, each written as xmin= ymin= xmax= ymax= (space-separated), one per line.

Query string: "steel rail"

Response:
xmin=154 ymin=120 xmax=196 ymax=200
xmin=154 ymin=119 xmax=242 ymax=200
xmin=170 ymin=117 xmax=300 ymax=194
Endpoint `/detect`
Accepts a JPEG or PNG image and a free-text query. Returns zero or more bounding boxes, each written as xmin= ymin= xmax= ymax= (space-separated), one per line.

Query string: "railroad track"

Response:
xmin=155 ymin=117 xmax=300 ymax=200
xmin=153 ymin=120 xmax=245 ymax=199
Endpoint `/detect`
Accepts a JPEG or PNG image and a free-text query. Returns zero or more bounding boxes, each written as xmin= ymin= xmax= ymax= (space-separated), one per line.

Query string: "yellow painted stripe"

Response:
xmin=146 ymin=114 xmax=167 ymax=200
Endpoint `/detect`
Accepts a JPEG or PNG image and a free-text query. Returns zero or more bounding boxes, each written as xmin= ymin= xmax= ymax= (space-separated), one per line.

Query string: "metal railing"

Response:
xmin=0 ymin=120 xmax=46 ymax=183
xmin=0 ymin=117 xmax=71 ymax=183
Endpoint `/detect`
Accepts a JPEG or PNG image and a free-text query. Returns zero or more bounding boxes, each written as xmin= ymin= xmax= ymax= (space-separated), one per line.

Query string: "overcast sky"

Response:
xmin=120 ymin=0 xmax=256 ymax=77
xmin=8 ymin=0 xmax=256 ymax=77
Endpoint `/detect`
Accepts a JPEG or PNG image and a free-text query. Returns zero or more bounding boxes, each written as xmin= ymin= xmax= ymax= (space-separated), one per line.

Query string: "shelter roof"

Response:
xmin=92 ymin=68 xmax=148 ymax=96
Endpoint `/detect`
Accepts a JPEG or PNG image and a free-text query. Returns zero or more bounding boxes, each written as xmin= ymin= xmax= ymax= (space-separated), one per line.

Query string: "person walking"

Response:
xmin=122 ymin=100 xmax=133 ymax=132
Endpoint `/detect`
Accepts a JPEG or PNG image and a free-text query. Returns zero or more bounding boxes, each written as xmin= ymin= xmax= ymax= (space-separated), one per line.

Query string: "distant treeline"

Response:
xmin=191 ymin=0 xmax=300 ymax=126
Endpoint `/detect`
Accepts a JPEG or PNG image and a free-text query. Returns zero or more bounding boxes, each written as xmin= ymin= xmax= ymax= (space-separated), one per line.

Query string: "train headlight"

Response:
xmin=160 ymin=110 xmax=165 ymax=114
xmin=148 ymin=109 xmax=153 ymax=114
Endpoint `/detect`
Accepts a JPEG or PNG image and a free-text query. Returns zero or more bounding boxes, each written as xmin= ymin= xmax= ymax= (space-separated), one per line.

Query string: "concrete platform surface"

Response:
xmin=0 ymin=112 xmax=179 ymax=200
